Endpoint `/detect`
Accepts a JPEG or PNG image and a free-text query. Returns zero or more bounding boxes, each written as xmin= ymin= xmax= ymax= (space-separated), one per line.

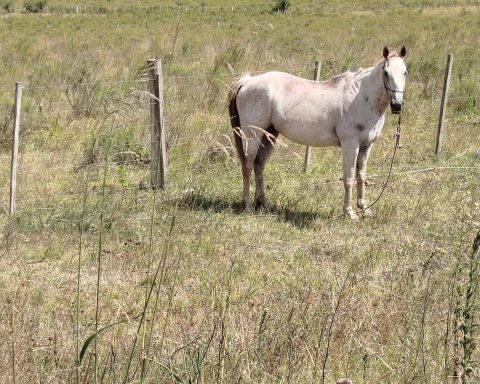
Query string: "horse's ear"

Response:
xmin=400 ymin=46 xmax=407 ymax=58
xmin=383 ymin=46 xmax=389 ymax=59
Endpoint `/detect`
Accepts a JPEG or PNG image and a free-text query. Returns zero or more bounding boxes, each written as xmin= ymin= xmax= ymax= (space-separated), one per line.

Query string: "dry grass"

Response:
xmin=0 ymin=2 xmax=480 ymax=383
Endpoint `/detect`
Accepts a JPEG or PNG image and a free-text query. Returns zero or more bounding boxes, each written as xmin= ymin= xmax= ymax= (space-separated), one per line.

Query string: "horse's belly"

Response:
xmin=277 ymin=121 xmax=340 ymax=147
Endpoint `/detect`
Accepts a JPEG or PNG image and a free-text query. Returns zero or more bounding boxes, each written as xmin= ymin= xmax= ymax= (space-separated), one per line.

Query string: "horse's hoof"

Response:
xmin=344 ymin=209 xmax=359 ymax=220
xmin=361 ymin=208 xmax=373 ymax=217
xmin=254 ymin=199 xmax=266 ymax=211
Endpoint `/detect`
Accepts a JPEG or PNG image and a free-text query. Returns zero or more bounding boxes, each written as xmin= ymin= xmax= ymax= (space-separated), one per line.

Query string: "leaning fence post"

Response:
xmin=304 ymin=60 xmax=321 ymax=172
xmin=147 ymin=59 xmax=167 ymax=189
xmin=435 ymin=53 xmax=453 ymax=155
xmin=10 ymin=82 xmax=22 ymax=216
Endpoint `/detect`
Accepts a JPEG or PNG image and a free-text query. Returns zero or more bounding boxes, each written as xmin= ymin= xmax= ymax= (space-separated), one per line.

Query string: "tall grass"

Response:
xmin=75 ymin=177 xmax=89 ymax=383
xmin=93 ymin=139 xmax=110 ymax=383
xmin=0 ymin=1 xmax=479 ymax=383
xmin=458 ymin=232 xmax=480 ymax=383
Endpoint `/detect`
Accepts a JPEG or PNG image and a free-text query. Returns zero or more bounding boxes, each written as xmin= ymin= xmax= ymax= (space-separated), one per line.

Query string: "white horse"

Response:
xmin=228 ymin=46 xmax=407 ymax=219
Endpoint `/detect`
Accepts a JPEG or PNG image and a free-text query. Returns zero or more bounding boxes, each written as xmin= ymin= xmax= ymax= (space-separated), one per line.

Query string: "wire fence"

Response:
xmin=0 ymin=53 xmax=478 ymax=218
xmin=2 ymin=1 xmax=480 ymax=16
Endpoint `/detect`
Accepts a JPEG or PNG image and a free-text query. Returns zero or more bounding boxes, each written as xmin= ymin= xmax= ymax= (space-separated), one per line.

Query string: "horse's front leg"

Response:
xmin=341 ymin=142 xmax=360 ymax=219
xmin=356 ymin=143 xmax=374 ymax=216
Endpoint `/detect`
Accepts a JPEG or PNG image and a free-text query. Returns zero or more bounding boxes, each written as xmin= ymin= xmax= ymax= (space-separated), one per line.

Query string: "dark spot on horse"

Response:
xmin=283 ymin=79 xmax=297 ymax=93
xmin=332 ymin=125 xmax=337 ymax=133
xmin=376 ymin=94 xmax=389 ymax=113
xmin=255 ymin=125 xmax=279 ymax=168
xmin=364 ymin=96 xmax=369 ymax=103
xmin=356 ymin=123 xmax=365 ymax=132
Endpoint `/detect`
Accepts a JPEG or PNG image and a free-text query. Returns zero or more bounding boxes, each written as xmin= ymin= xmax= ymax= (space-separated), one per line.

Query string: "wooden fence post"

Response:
xmin=435 ymin=53 xmax=453 ymax=155
xmin=10 ymin=82 xmax=22 ymax=216
xmin=147 ymin=59 xmax=167 ymax=189
xmin=304 ymin=60 xmax=321 ymax=172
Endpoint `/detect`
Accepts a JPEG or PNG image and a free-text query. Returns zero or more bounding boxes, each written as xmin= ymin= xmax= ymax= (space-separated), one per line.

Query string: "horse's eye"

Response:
xmin=383 ymin=69 xmax=388 ymax=76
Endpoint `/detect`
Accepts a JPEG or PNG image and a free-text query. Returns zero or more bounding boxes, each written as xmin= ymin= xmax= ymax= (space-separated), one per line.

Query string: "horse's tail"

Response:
xmin=228 ymin=75 xmax=250 ymax=167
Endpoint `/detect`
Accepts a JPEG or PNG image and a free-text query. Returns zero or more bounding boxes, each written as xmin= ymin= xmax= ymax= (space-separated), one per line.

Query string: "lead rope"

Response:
xmin=357 ymin=114 xmax=402 ymax=215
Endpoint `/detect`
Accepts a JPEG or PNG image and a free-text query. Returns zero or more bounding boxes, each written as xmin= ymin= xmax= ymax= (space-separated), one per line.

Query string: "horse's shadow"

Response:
xmin=179 ymin=191 xmax=330 ymax=228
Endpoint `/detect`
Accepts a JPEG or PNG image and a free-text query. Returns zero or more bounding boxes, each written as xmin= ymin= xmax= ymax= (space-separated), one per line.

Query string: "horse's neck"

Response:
xmin=357 ymin=62 xmax=389 ymax=114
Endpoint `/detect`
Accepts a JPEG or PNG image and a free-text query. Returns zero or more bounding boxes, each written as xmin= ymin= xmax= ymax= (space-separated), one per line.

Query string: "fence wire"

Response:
xmin=0 ymin=54 xmax=478 ymax=219
xmin=4 ymin=1 xmax=480 ymax=16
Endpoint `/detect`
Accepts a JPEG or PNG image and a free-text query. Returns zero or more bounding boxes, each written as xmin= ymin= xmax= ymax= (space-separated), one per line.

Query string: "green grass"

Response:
xmin=0 ymin=2 xmax=480 ymax=383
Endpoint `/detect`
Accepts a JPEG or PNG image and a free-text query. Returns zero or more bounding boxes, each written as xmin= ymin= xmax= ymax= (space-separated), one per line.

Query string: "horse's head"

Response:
xmin=382 ymin=46 xmax=407 ymax=114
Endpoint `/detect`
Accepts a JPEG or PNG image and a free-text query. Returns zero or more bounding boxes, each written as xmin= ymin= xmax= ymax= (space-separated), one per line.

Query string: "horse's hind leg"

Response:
xmin=241 ymin=161 xmax=253 ymax=209
xmin=234 ymin=127 xmax=261 ymax=210
xmin=254 ymin=125 xmax=279 ymax=210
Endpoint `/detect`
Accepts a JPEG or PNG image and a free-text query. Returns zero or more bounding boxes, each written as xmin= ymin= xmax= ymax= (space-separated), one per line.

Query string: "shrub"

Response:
xmin=24 ymin=0 xmax=47 ymax=13
xmin=64 ymin=57 xmax=101 ymax=118
xmin=1 ymin=1 xmax=13 ymax=12
xmin=450 ymin=80 xmax=478 ymax=117
xmin=272 ymin=0 xmax=290 ymax=13
xmin=80 ymin=125 xmax=149 ymax=167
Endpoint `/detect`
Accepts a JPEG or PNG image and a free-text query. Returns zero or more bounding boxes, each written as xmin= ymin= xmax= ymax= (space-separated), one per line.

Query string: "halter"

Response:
xmin=383 ymin=66 xmax=404 ymax=94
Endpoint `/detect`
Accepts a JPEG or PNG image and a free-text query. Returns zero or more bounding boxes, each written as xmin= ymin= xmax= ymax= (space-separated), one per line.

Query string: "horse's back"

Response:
xmin=236 ymin=71 xmax=320 ymax=121
xmin=235 ymin=72 xmax=293 ymax=127
xmin=238 ymin=71 xmax=314 ymax=97
xmin=237 ymin=71 xmax=342 ymax=111
xmin=236 ymin=71 xmax=342 ymax=147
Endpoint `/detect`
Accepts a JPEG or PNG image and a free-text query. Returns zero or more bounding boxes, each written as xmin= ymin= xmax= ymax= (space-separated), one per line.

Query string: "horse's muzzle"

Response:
xmin=390 ymin=101 xmax=403 ymax=114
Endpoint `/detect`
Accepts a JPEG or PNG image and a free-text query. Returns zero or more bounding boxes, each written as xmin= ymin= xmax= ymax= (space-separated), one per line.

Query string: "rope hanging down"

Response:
xmin=357 ymin=114 xmax=402 ymax=215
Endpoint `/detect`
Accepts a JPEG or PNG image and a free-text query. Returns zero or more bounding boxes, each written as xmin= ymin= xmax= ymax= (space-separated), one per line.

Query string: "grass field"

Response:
xmin=0 ymin=1 xmax=480 ymax=383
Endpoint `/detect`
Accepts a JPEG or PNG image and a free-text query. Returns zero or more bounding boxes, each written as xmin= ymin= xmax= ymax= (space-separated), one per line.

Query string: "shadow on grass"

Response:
xmin=179 ymin=191 xmax=332 ymax=229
